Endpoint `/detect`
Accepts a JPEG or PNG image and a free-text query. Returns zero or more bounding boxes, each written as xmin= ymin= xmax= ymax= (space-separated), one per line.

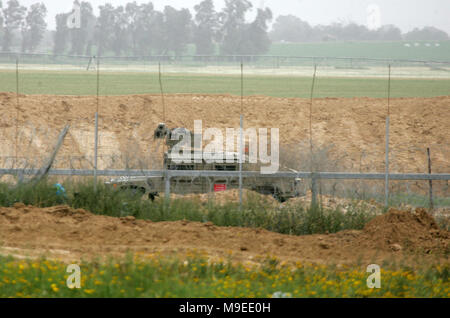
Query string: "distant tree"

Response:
xmin=270 ymin=15 xmax=313 ymax=42
xmin=94 ymin=2 xmax=164 ymax=57
xmin=341 ymin=23 xmax=371 ymax=41
xmin=404 ymin=26 xmax=449 ymax=41
xmin=270 ymin=15 xmax=406 ymax=43
xmin=146 ymin=8 xmax=164 ymax=55
xmin=1 ymin=0 xmax=26 ymax=52
xmin=95 ymin=3 xmax=115 ymax=56
xmin=141 ymin=3 xmax=165 ymax=55
xmin=125 ymin=2 xmax=165 ymax=56
xmin=48 ymin=2 xmax=449 ymax=57
xmin=320 ymin=23 xmax=370 ymax=41
xmin=0 ymin=1 xmax=4 ymax=46
xmin=53 ymin=12 xmax=69 ymax=54
xmin=110 ymin=5 xmax=128 ymax=56
xmin=83 ymin=4 xmax=96 ymax=56
xmin=310 ymin=22 xmax=375 ymax=42
xmin=69 ymin=1 xmax=95 ymax=56
xmin=162 ymin=6 xmax=192 ymax=56
xmin=124 ymin=1 xmax=140 ymax=55
xmin=243 ymin=8 xmax=272 ymax=54
xmin=373 ymin=24 xmax=402 ymax=41
xmin=193 ymin=0 xmax=218 ymax=55
xmin=21 ymin=2 xmax=47 ymax=52
xmin=218 ymin=0 xmax=252 ymax=55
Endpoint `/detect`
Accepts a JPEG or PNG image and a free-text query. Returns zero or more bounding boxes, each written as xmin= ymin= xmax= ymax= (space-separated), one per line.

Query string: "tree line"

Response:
xmin=270 ymin=15 xmax=449 ymax=43
xmin=0 ymin=0 xmax=47 ymax=52
xmin=0 ymin=0 xmax=272 ymax=56
xmin=0 ymin=0 xmax=448 ymax=56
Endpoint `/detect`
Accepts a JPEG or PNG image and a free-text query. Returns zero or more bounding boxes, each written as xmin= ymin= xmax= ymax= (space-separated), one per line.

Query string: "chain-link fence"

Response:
xmin=0 ymin=53 xmax=449 ymax=210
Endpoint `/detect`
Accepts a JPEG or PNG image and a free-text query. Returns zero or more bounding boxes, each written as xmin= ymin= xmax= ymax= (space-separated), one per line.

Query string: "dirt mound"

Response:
xmin=362 ymin=208 xmax=449 ymax=253
xmin=0 ymin=94 xmax=449 ymax=175
xmin=0 ymin=204 xmax=448 ymax=265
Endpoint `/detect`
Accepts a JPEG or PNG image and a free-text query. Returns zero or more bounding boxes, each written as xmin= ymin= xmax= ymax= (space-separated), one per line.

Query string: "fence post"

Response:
xmin=427 ymin=148 xmax=434 ymax=210
xmin=311 ymin=173 xmax=318 ymax=207
xmin=86 ymin=56 xmax=93 ymax=71
xmin=158 ymin=62 xmax=165 ymax=123
xmin=239 ymin=115 xmax=243 ymax=211
xmin=94 ymin=112 xmax=98 ymax=190
xmin=384 ymin=64 xmax=391 ymax=208
xmin=15 ymin=57 xmax=19 ymax=170
xmin=309 ymin=64 xmax=317 ymax=209
xmin=239 ymin=61 xmax=244 ymax=211
xmin=165 ymin=171 xmax=171 ymax=203
xmin=385 ymin=116 xmax=390 ymax=207
xmin=94 ymin=57 xmax=100 ymax=192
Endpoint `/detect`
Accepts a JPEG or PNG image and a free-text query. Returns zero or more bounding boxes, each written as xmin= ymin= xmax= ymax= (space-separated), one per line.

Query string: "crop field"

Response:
xmin=269 ymin=41 xmax=450 ymax=61
xmin=180 ymin=41 xmax=450 ymax=61
xmin=0 ymin=70 xmax=449 ymax=98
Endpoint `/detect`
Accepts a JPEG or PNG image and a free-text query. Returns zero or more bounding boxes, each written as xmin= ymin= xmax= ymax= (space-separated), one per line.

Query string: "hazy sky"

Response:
xmin=17 ymin=0 xmax=450 ymax=33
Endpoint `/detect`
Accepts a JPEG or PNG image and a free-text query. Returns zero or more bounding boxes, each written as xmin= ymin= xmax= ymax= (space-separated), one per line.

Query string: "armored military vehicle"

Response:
xmin=106 ymin=123 xmax=303 ymax=202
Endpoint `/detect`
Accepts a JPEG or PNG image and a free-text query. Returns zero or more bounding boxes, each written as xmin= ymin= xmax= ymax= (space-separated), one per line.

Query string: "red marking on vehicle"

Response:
xmin=214 ymin=184 xmax=227 ymax=192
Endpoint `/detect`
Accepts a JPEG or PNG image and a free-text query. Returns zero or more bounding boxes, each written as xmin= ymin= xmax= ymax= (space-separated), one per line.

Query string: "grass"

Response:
xmin=0 ymin=253 xmax=448 ymax=298
xmin=269 ymin=41 xmax=450 ymax=62
xmin=184 ymin=41 xmax=450 ymax=61
xmin=389 ymin=193 xmax=450 ymax=210
xmin=0 ymin=178 xmax=377 ymax=236
xmin=8 ymin=40 xmax=450 ymax=61
xmin=0 ymin=178 xmax=448 ymax=232
xmin=0 ymin=70 xmax=449 ymax=98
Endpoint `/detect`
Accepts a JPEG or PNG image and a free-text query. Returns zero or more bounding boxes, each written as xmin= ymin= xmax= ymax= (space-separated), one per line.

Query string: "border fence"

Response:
xmin=1 ymin=52 xmax=450 ymax=76
xmin=0 ymin=52 xmax=449 ymax=210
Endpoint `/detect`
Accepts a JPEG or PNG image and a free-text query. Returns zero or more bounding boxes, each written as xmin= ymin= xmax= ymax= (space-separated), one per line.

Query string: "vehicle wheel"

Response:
xmin=272 ymin=188 xmax=286 ymax=203
xmin=121 ymin=186 xmax=146 ymax=196
xmin=148 ymin=192 xmax=159 ymax=201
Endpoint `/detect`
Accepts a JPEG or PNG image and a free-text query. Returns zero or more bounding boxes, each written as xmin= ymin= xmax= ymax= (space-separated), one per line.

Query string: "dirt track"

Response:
xmin=0 ymin=204 xmax=448 ymax=265
xmin=0 ymin=93 xmax=449 ymax=174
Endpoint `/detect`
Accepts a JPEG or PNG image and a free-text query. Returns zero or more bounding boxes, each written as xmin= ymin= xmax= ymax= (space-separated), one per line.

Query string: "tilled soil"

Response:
xmin=0 ymin=93 xmax=449 ymax=174
xmin=0 ymin=204 xmax=448 ymax=265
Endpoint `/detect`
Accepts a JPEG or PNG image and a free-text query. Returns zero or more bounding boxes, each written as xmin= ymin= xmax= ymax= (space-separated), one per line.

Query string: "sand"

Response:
xmin=0 ymin=204 xmax=448 ymax=265
xmin=0 ymin=93 xmax=448 ymax=174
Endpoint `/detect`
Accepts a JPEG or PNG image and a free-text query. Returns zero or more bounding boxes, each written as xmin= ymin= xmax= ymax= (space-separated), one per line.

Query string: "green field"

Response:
xmin=269 ymin=41 xmax=450 ymax=62
xmin=185 ymin=41 xmax=450 ymax=61
xmin=1 ymin=70 xmax=449 ymax=98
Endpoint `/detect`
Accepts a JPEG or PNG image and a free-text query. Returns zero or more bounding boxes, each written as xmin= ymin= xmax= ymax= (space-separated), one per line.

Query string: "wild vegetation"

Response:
xmin=0 ymin=253 xmax=448 ymax=298
xmin=0 ymin=178 xmax=378 ymax=236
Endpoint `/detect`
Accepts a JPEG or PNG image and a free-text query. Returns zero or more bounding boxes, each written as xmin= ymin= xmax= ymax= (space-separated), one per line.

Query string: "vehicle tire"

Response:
xmin=148 ymin=192 xmax=158 ymax=201
xmin=121 ymin=186 xmax=146 ymax=196
xmin=272 ymin=188 xmax=286 ymax=203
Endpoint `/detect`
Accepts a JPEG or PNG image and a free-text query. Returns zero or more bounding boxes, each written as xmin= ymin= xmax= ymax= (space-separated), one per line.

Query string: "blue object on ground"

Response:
xmin=54 ymin=183 xmax=67 ymax=198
